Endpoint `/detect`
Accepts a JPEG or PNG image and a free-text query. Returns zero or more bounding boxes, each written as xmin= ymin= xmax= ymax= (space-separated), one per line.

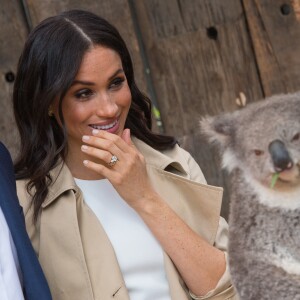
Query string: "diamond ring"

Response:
xmin=108 ymin=155 xmax=118 ymax=166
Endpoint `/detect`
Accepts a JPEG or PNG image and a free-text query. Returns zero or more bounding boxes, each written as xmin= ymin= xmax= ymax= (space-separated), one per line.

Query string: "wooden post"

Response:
xmin=0 ymin=0 xmax=28 ymax=158
xmin=243 ymin=0 xmax=300 ymax=96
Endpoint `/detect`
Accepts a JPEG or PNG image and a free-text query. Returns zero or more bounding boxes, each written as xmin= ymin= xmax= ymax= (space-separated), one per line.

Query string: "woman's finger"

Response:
xmin=121 ymin=128 xmax=133 ymax=146
xmin=91 ymin=129 xmax=133 ymax=152
xmin=81 ymin=145 xmax=116 ymax=166
xmin=82 ymin=135 xmax=124 ymax=160
xmin=83 ymin=159 xmax=115 ymax=177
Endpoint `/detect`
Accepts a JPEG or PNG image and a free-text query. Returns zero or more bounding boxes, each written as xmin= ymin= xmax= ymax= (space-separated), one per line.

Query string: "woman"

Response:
xmin=13 ymin=9 xmax=236 ymax=300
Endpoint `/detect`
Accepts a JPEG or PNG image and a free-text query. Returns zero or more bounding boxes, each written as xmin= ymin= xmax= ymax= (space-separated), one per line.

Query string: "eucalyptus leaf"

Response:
xmin=270 ymin=173 xmax=279 ymax=188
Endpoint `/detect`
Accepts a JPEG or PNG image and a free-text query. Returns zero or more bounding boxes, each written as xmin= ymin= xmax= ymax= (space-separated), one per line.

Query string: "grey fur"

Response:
xmin=200 ymin=93 xmax=300 ymax=300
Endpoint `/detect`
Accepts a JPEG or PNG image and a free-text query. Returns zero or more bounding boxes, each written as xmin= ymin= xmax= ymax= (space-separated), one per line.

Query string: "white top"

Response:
xmin=0 ymin=207 xmax=24 ymax=300
xmin=74 ymin=178 xmax=171 ymax=300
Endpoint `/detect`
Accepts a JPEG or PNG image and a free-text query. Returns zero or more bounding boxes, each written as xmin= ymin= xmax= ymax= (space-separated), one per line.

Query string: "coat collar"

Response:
xmin=132 ymin=137 xmax=189 ymax=176
xmin=42 ymin=161 xmax=77 ymax=208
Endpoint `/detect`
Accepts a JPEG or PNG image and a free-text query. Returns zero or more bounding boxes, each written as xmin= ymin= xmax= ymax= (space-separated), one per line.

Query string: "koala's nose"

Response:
xmin=268 ymin=140 xmax=293 ymax=172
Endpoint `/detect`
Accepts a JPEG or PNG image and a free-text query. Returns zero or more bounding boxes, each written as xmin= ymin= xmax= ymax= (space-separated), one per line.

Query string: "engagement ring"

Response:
xmin=108 ymin=155 xmax=118 ymax=166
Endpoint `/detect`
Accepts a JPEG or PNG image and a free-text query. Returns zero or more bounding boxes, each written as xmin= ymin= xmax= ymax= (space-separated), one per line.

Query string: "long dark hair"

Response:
xmin=13 ymin=9 xmax=176 ymax=222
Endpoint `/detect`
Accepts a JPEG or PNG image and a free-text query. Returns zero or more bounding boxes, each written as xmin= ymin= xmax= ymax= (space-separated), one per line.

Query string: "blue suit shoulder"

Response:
xmin=0 ymin=142 xmax=16 ymax=187
xmin=0 ymin=142 xmax=52 ymax=300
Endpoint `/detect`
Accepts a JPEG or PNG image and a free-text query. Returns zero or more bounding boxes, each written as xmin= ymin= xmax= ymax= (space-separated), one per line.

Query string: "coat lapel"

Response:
xmin=75 ymin=192 xmax=129 ymax=299
xmin=38 ymin=163 xmax=129 ymax=300
xmin=148 ymin=168 xmax=222 ymax=243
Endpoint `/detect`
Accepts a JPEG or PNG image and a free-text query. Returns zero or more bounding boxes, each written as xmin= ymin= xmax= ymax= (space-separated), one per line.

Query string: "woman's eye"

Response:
xmin=110 ymin=77 xmax=125 ymax=89
xmin=75 ymin=89 xmax=93 ymax=99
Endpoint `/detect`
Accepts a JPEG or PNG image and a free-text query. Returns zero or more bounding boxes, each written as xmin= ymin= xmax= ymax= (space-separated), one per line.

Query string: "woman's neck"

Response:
xmin=65 ymin=148 xmax=105 ymax=180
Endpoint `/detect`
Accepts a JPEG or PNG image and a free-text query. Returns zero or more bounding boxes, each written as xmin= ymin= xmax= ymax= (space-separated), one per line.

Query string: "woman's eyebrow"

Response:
xmin=108 ymin=68 xmax=124 ymax=80
xmin=71 ymin=80 xmax=95 ymax=86
xmin=71 ymin=69 xmax=124 ymax=87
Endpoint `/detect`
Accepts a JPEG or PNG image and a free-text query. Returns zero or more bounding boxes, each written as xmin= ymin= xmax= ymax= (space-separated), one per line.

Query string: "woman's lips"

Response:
xmin=89 ymin=118 xmax=120 ymax=134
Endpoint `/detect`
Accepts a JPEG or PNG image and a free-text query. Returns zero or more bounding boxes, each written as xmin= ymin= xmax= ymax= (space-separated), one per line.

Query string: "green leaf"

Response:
xmin=152 ymin=106 xmax=161 ymax=119
xmin=270 ymin=173 xmax=279 ymax=189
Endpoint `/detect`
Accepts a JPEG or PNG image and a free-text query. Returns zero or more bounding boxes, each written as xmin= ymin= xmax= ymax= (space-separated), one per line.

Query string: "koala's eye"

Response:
xmin=292 ymin=133 xmax=300 ymax=142
xmin=254 ymin=149 xmax=264 ymax=156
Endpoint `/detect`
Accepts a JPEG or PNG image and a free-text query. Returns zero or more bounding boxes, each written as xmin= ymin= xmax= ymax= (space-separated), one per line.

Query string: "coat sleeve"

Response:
xmin=183 ymin=149 xmax=238 ymax=300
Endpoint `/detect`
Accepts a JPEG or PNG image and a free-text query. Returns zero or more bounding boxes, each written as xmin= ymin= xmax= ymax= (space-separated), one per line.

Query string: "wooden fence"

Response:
xmin=1 ymin=0 xmax=300 ymax=218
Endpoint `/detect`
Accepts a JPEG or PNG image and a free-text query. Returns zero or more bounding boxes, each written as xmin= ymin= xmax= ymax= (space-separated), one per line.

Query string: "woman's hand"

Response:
xmin=81 ymin=128 xmax=158 ymax=209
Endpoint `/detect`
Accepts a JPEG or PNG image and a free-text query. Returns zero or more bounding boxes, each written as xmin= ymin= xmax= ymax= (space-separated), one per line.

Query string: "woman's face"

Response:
xmin=54 ymin=46 xmax=131 ymax=150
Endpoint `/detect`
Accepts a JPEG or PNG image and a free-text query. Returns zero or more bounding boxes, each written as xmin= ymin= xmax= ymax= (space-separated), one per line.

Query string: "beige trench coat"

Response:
xmin=17 ymin=138 xmax=237 ymax=300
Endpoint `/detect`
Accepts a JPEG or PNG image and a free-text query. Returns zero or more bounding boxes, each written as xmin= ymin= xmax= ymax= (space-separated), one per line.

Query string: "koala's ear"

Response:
xmin=200 ymin=113 xmax=234 ymax=147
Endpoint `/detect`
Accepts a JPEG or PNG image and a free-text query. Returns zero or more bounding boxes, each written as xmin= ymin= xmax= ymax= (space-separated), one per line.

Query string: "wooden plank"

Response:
xmin=0 ymin=0 xmax=29 ymax=157
xmin=26 ymin=0 xmax=147 ymax=93
xmin=133 ymin=0 xmax=264 ymax=219
xmin=243 ymin=0 xmax=300 ymax=96
xmin=133 ymin=0 xmax=263 ymax=136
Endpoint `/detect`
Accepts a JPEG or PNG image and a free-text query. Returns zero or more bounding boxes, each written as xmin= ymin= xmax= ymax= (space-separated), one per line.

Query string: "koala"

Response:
xmin=200 ymin=92 xmax=300 ymax=300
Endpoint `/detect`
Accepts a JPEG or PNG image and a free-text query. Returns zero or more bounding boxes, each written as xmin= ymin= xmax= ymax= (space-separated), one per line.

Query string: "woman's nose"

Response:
xmin=95 ymin=94 xmax=118 ymax=116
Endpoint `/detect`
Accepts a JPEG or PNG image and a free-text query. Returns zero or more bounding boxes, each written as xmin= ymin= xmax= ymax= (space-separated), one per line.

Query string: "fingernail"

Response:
xmin=81 ymin=145 xmax=88 ymax=151
xmin=92 ymin=129 xmax=99 ymax=135
xmin=83 ymin=160 xmax=89 ymax=165
xmin=82 ymin=135 xmax=90 ymax=141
